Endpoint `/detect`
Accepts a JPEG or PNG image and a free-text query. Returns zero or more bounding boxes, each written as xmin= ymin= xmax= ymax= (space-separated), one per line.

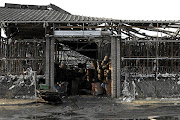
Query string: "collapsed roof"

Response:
xmin=1 ymin=3 xmax=180 ymax=40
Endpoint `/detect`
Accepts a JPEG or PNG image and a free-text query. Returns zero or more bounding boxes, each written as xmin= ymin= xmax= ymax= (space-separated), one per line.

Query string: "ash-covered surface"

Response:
xmin=0 ymin=76 xmax=35 ymax=99
xmin=0 ymin=68 xmax=38 ymax=99
xmin=121 ymin=77 xmax=180 ymax=100
xmin=1 ymin=96 xmax=180 ymax=120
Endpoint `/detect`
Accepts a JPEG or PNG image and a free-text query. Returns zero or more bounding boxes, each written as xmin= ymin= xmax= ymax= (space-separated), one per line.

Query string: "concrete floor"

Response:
xmin=0 ymin=96 xmax=180 ymax=120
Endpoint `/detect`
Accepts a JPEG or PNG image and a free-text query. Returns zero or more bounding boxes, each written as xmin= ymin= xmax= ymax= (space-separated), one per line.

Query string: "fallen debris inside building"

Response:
xmin=0 ymin=3 xmax=180 ymax=101
xmin=1 ymin=2 xmax=180 ymax=120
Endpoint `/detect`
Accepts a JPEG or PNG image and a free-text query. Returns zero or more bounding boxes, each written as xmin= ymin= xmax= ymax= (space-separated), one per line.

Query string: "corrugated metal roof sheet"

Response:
xmin=0 ymin=3 xmax=118 ymax=23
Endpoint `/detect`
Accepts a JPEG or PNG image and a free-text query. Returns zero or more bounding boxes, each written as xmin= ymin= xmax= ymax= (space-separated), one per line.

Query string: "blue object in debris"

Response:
xmin=101 ymin=83 xmax=105 ymax=89
xmin=56 ymin=85 xmax=60 ymax=92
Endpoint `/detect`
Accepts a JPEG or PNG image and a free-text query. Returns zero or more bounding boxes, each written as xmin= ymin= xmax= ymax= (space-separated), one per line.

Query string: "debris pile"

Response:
xmin=0 ymin=68 xmax=37 ymax=99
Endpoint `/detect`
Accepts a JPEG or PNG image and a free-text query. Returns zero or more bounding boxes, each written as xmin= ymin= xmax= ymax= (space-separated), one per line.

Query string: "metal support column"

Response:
xmin=45 ymin=37 xmax=50 ymax=86
xmin=117 ymin=36 xmax=121 ymax=98
xmin=111 ymin=36 xmax=117 ymax=98
xmin=50 ymin=37 xmax=55 ymax=90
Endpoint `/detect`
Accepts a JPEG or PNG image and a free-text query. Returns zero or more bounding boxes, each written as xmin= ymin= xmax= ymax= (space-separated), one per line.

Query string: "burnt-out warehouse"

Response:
xmin=1 ymin=2 xmax=180 ymax=120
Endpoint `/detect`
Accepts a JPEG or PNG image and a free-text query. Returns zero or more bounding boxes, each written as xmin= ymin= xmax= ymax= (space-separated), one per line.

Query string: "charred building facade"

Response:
xmin=0 ymin=3 xmax=180 ymax=99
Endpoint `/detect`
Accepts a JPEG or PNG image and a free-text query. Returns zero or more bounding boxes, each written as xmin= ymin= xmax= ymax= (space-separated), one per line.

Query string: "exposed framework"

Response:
xmin=110 ymin=21 xmax=180 ymax=97
xmin=120 ymin=22 xmax=180 ymax=76
xmin=1 ymin=21 xmax=180 ymax=97
xmin=1 ymin=3 xmax=180 ymax=98
xmin=0 ymin=38 xmax=45 ymax=75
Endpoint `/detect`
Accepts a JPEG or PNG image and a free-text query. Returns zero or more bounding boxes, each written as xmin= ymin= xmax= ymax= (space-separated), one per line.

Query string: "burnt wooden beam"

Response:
xmin=122 ymin=25 xmax=155 ymax=38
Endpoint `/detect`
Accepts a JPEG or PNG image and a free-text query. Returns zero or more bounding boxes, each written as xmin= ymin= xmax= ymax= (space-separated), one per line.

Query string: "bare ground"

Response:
xmin=0 ymin=96 xmax=180 ymax=120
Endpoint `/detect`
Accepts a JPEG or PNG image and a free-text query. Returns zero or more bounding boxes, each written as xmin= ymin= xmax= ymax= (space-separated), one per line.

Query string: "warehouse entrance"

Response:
xmin=45 ymin=29 xmax=112 ymax=96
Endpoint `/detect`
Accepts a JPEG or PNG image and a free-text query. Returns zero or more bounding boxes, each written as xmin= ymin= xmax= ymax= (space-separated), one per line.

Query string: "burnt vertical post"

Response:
xmin=45 ymin=37 xmax=50 ymax=86
xmin=117 ymin=35 xmax=121 ymax=98
xmin=50 ymin=37 xmax=55 ymax=90
xmin=171 ymin=42 xmax=173 ymax=71
xmin=45 ymin=36 xmax=55 ymax=90
xmin=111 ymin=35 xmax=117 ymax=98
xmin=156 ymin=23 xmax=159 ymax=76
xmin=33 ymin=71 xmax=37 ymax=100
xmin=0 ymin=27 xmax=1 ymax=37
xmin=147 ymin=43 xmax=149 ymax=74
